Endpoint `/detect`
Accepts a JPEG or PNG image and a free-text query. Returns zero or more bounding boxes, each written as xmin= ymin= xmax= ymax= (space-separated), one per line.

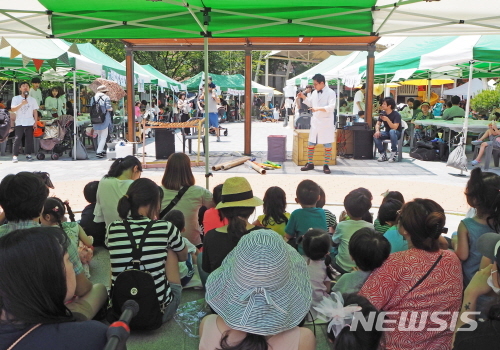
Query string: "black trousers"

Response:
xmin=13 ymin=125 xmax=34 ymax=156
xmin=180 ymin=113 xmax=190 ymax=134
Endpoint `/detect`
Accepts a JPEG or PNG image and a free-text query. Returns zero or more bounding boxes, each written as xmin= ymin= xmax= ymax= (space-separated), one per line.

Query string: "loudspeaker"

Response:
xmin=155 ymin=129 xmax=175 ymax=160
xmin=353 ymin=130 xmax=374 ymax=159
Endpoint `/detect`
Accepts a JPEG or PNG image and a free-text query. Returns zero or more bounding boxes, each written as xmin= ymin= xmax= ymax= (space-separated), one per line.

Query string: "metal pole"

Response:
xmin=365 ymin=47 xmax=375 ymax=128
xmin=265 ymin=58 xmax=269 ymax=87
xmin=427 ymin=72 xmax=432 ymax=102
xmin=73 ymin=70 xmax=77 ymax=161
xmin=125 ymin=47 xmax=135 ymax=143
xmin=204 ymin=37 xmax=210 ymax=190
xmin=460 ymin=61 xmax=474 ymax=176
xmin=244 ymin=49 xmax=252 ymax=155
xmin=336 ymin=79 xmax=340 ymax=119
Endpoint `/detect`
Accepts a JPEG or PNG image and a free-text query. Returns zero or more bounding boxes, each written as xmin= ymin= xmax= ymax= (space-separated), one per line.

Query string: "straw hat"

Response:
xmin=97 ymin=85 xmax=109 ymax=93
xmin=216 ymin=177 xmax=263 ymax=209
xmin=205 ymin=229 xmax=312 ymax=336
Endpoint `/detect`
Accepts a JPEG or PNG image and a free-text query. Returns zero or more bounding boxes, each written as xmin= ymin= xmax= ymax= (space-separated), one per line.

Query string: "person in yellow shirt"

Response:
xmin=253 ymin=186 xmax=290 ymax=237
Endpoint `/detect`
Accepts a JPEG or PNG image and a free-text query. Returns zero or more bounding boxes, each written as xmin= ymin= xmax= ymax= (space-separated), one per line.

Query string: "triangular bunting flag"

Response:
xmin=47 ymin=59 xmax=58 ymax=70
xmin=33 ymin=59 xmax=44 ymax=71
xmin=67 ymin=43 xmax=80 ymax=55
xmin=10 ymin=47 xmax=20 ymax=59
xmin=22 ymin=55 xmax=31 ymax=68
xmin=58 ymin=52 xmax=70 ymax=66
xmin=0 ymin=37 xmax=9 ymax=50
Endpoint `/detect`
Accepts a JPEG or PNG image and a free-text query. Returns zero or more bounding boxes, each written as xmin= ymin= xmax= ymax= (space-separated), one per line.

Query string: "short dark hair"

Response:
xmin=382 ymin=97 xmax=396 ymax=110
xmin=0 ymin=227 xmax=72 ymax=324
xmin=407 ymin=98 xmax=415 ymax=103
xmin=344 ymin=189 xmax=371 ymax=219
xmin=451 ymin=95 xmax=460 ymax=105
xmin=398 ymin=198 xmax=445 ymax=252
xmin=302 ymin=229 xmax=331 ymax=260
xmin=312 ymin=74 xmax=326 ymax=84
xmin=296 ymin=180 xmax=320 ymax=206
xmin=32 ymin=171 xmax=54 ymax=189
xmin=31 ymin=77 xmax=41 ymax=84
xmin=0 ymin=172 xmax=49 ymax=222
xmin=316 ymin=186 xmax=326 ymax=208
xmin=118 ymin=178 xmax=163 ymax=220
xmin=19 ymin=81 xmax=30 ymax=89
xmin=83 ymin=181 xmax=99 ymax=203
xmin=212 ymin=184 xmax=224 ymax=205
xmin=163 ymin=209 xmax=185 ymax=232
xmin=446 ymin=101 xmax=453 ymax=108
xmin=358 ymin=111 xmax=365 ymax=117
xmin=349 ymin=227 xmax=390 ymax=271
xmin=383 ymin=191 xmax=404 ymax=204
xmin=162 ymin=153 xmax=195 ymax=190
xmin=360 ymin=83 xmax=366 ymax=90
xmin=105 ymin=155 xmax=142 ymax=178
xmin=377 ymin=199 xmax=403 ymax=226
xmin=413 ymin=100 xmax=422 ymax=110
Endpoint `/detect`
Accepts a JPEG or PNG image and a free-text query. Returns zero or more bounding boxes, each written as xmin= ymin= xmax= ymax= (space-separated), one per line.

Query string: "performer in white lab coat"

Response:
xmin=297 ymin=74 xmax=336 ymax=174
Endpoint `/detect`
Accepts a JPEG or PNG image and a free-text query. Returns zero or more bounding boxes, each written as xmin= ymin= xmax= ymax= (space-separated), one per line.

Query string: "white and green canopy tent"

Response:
xmin=140 ymin=64 xmax=186 ymax=92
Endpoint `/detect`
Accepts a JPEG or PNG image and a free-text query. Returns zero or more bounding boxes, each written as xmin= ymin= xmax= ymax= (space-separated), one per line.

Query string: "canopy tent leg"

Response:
xmin=365 ymin=47 xmax=375 ymax=128
xmin=149 ymin=85 xmax=152 ymax=109
xmin=427 ymin=73 xmax=432 ymax=102
xmin=265 ymin=58 xmax=269 ymax=87
xmin=204 ymin=36 xmax=210 ymax=190
xmin=125 ymin=47 xmax=135 ymax=143
xmin=244 ymin=49 xmax=252 ymax=156
xmin=336 ymin=79 xmax=340 ymax=119
xmin=72 ymin=70 xmax=77 ymax=161
xmin=384 ymin=74 xmax=389 ymax=97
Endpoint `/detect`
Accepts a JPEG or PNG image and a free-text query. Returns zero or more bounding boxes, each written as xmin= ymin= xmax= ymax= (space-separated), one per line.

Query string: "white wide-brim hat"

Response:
xmin=205 ymin=229 xmax=312 ymax=336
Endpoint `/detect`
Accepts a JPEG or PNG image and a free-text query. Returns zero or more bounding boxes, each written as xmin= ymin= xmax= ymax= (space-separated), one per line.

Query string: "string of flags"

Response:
xmin=0 ymin=36 xmax=80 ymax=70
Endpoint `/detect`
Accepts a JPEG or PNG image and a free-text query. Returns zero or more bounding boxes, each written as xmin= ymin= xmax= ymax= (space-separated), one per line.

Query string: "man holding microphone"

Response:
xmin=297 ymin=73 xmax=336 ymax=174
xmin=10 ymin=82 xmax=39 ymax=163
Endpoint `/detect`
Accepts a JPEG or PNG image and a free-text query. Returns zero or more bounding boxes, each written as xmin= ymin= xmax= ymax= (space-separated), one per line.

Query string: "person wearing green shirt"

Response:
xmin=442 ymin=95 xmax=465 ymax=120
xmin=412 ymin=102 xmax=434 ymax=141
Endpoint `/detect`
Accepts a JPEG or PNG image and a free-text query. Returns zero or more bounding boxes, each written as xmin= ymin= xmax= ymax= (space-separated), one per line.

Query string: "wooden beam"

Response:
xmin=365 ymin=47 xmax=375 ymax=128
xmin=125 ymin=47 xmax=135 ymax=143
xmin=244 ymin=49 xmax=252 ymax=156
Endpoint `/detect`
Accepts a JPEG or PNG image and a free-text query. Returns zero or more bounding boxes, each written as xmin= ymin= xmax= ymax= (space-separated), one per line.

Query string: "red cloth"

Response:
xmin=203 ymin=208 xmax=228 ymax=233
xmin=359 ymin=249 xmax=463 ymax=350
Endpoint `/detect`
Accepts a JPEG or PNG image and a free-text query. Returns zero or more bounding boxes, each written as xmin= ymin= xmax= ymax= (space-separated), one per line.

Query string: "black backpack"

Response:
xmin=107 ymin=220 xmax=164 ymax=330
xmin=0 ymin=109 xmax=11 ymax=143
xmin=90 ymin=96 xmax=105 ymax=124
xmin=410 ymin=147 xmax=439 ymax=161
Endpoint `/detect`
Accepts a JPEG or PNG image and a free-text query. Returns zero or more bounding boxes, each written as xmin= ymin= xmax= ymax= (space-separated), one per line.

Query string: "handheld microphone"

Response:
xmin=104 ymin=300 xmax=139 ymax=350
xmin=23 ymin=91 xmax=29 ymax=100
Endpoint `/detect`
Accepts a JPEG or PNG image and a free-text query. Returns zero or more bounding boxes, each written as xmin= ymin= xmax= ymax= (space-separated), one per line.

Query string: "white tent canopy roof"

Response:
xmin=443 ymin=78 xmax=485 ymax=96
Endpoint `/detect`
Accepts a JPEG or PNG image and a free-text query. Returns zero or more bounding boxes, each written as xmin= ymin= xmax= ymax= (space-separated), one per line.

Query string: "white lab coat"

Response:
xmin=302 ymin=86 xmax=336 ymax=144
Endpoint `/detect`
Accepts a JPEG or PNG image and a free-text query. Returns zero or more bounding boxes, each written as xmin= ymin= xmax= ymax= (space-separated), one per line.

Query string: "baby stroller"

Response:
xmin=37 ymin=115 xmax=73 ymax=160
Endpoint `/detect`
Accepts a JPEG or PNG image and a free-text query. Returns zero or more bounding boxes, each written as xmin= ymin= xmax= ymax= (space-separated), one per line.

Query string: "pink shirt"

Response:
xmin=360 ymin=249 xmax=463 ymax=350
xmin=304 ymin=257 xmax=330 ymax=320
xmin=203 ymin=208 xmax=228 ymax=233
xmin=135 ymin=106 xmax=141 ymax=117
xmin=199 ymin=315 xmax=300 ymax=350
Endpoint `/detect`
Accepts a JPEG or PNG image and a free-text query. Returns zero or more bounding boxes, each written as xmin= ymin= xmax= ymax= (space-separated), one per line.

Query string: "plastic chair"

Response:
xmin=373 ymin=119 xmax=408 ymax=162
xmin=473 ymin=132 xmax=500 ymax=170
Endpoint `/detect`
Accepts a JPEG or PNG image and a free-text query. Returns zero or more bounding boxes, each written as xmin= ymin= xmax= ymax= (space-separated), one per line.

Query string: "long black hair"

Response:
xmin=465 ymin=167 xmax=500 ymax=232
xmin=105 ymin=155 xmax=142 ymax=178
xmin=219 ymin=207 xmax=255 ymax=244
xmin=218 ymin=332 xmax=268 ymax=350
xmin=262 ymin=186 xmax=288 ymax=227
xmin=212 ymin=184 xmax=225 ymax=222
xmin=42 ymin=197 xmax=75 ymax=229
xmin=118 ymin=178 xmax=164 ymax=220
xmin=0 ymin=227 xmax=73 ymax=324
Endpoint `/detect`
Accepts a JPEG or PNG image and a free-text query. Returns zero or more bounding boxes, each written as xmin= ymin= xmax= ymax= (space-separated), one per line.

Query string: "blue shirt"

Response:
xmin=285 ymin=207 xmax=327 ymax=255
xmin=383 ymin=226 xmax=408 ymax=254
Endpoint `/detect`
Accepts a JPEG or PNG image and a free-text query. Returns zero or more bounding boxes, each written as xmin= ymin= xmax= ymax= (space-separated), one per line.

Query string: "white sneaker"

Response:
xmin=388 ymin=153 xmax=398 ymax=163
xmin=377 ymin=153 xmax=387 ymax=162
xmin=12 ymin=156 xmax=18 ymax=163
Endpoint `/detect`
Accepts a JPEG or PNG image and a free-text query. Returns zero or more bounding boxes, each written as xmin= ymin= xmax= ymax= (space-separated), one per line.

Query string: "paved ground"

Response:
xmin=0 ymin=120 xmax=491 ymax=350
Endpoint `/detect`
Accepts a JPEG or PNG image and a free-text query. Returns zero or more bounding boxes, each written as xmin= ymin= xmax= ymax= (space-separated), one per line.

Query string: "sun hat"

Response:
xmin=97 ymin=85 xmax=109 ymax=93
xmin=215 ymin=177 xmax=263 ymax=209
xmin=477 ymin=232 xmax=500 ymax=264
xmin=205 ymin=229 xmax=312 ymax=336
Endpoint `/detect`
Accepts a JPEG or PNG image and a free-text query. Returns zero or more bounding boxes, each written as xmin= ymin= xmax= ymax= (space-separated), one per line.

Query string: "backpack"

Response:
xmin=410 ymin=147 xmax=439 ymax=161
xmin=90 ymin=96 xmax=106 ymax=124
xmin=0 ymin=109 xmax=11 ymax=143
xmin=107 ymin=220 xmax=164 ymax=330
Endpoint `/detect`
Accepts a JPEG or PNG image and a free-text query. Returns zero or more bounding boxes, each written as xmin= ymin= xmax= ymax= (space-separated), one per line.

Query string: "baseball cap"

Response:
xmin=477 ymin=232 xmax=500 ymax=264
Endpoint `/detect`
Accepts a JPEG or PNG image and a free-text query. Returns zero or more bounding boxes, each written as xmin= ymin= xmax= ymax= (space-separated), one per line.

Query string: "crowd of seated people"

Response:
xmin=1 ymin=153 xmax=500 ymax=350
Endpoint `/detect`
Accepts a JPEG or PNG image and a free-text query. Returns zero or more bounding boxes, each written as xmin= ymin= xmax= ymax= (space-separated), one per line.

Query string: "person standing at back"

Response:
xmin=91 ymin=85 xmax=113 ymax=158
xmin=10 ymin=82 xmax=38 ymax=163
xmin=29 ymin=77 xmax=43 ymax=110
xmin=352 ymin=83 xmax=365 ymax=115
xmin=199 ymin=82 xmax=221 ymax=142
xmin=297 ymin=73 xmax=336 ymax=174
xmin=442 ymin=95 xmax=465 ymax=120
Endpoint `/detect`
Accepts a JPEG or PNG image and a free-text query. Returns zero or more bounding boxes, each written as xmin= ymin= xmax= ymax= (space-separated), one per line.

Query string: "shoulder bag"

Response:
xmin=160 ymin=186 xmax=191 ymax=219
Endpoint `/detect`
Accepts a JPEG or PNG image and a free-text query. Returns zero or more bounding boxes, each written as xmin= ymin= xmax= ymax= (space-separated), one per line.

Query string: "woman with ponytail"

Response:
xmin=94 ymin=155 xmax=142 ymax=227
xmin=453 ymin=167 xmax=500 ymax=286
xmin=360 ymin=199 xmax=463 ymax=350
xmin=107 ymin=178 xmax=188 ymax=323
xmin=201 ymin=177 xmax=264 ymax=277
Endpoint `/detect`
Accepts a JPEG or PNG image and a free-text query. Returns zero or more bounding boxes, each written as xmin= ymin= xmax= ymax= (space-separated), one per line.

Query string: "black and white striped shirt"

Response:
xmin=106 ymin=217 xmax=185 ymax=306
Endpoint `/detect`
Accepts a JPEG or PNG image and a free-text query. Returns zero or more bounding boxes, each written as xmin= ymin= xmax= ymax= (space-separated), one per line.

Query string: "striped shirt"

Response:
xmin=106 ymin=217 xmax=185 ymax=306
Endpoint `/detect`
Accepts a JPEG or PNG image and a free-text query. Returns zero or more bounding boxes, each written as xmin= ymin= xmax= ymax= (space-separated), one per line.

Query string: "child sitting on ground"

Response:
xmin=40 ymin=197 xmax=94 ymax=277
xmin=374 ymin=191 xmax=404 ymax=234
xmin=285 ymin=180 xmax=327 ymax=254
xmin=332 ymin=227 xmax=390 ymax=294
xmin=301 ymin=229 xmax=339 ymax=320
xmin=80 ymin=181 xmax=107 ymax=247
xmin=253 ymin=186 xmax=290 ymax=237
xmin=202 ymin=184 xmax=228 ymax=233
xmin=332 ymin=189 xmax=373 ymax=274
xmin=317 ymin=186 xmax=337 ymax=234
xmin=339 ymin=187 xmax=373 ymax=223
xmin=164 ymin=210 xmax=198 ymax=287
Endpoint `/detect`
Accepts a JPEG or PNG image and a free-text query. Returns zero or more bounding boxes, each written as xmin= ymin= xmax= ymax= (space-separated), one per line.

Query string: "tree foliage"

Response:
xmin=471 ymin=85 xmax=500 ymax=115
